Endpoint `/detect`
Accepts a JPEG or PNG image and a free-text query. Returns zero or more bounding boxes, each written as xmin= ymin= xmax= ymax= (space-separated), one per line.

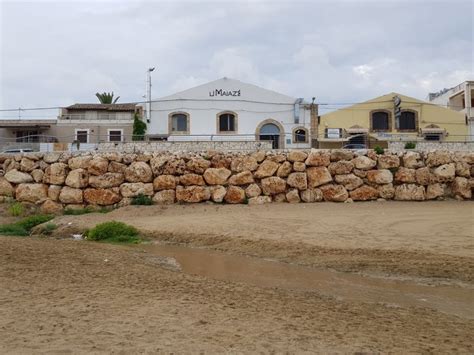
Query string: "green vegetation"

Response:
xmin=132 ymin=112 xmax=147 ymax=141
xmin=374 ymin=146 xmax=385 ymax=155
xmin=64 ymin=206 xmax=112 ymax=215
xmin=95 ymin=91 xmax=119 ymax=104
xmin=40 ymin=223 xmax=57 ymax=236
xmin=131 ymin=193 xmax=153 ymax=205
xmin=8 ymin=202 xmax=24 ymax=217
xmin=404 ymin=142 xmax=417 ymax=149
xmin=86 ymin=221 xmax=140 ymax=244
xmin=0 ymin=215 xmax=54 ymax=236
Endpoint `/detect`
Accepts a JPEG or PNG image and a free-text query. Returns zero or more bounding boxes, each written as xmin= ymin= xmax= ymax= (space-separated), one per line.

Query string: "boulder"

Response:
xmin=31 ymin=169 xmax=44 ymax=183
xmin=261 ymin=176 xmax=287 ymax=195
xmin=426 ymin=151 xmax=452 ymax=167
xmin=328 ymin=161 xmax=354 ymax=175
xmin=15 ymin=183 xmax=48 ymax=203
xmin=432 ymin=163 xmax=455 ymax=182
xmin=251 ymin=150 xmax=266 ymax=163
xmin=367 ymin=170 xmax=393 ymax=184
xmin=186 ymin=157 xmax=212 ymax=174
xmin=394 ymin=167 xmax=416 ymax=183
xmin=452 ymin=177 xmax=472 ymax=199
xmin=254 ymin=160 xmax=279 ymax=178
xmin=351 ymin=156 xmax=376 ymax=170
xmin=402 ymin=151 xmax=424 ymax=169
xmin=287 ymin=172 xmax=307 ymax=190
xmin=43 ymin=152 xmax=62 ymax=164
xmin=307 ymin=167 xmax=332 ymax=188
xmin=83 ymin=188 xmax=121 ymax=205
xmin=377 ymin=155 xmax=400 ymax=169
xmin=20 ymin=158 xmax=38 ymax=172
xmin=229 ymin=171 xmax=254 ymax=185
xmin=153 ymin=175 xmax=177 ymax=191
xmin=330 ymin=150 xmax=354 ymax=162
xmin=89 ymin=173 xmax=124 ymax=188
xmin=334 ymin=174 xmax=363 ymax=191
xmin=40 ymin=199 xmax=63 ymax=215
xmin=59 ymin=186 xmax=83 ymax=204
xmin=0 ymin=177 xmax=14 ymax=197
xmin=120 ymin=183 xmax=154 ymax=197
xmin=124 ymin=162 xmax=153 ymax=183
xmin=224 ymin=186 xmax=246 ymax=204
xmin=349 ymin=185 xmax=379 ymax=201
xmin=68 ymin=155 xmax=92 ymax=170
xmin=65 ymin=169 xmax=89 ymax=188
xmin=48 ymin=185 xmax=62 ymax=201
xmin=377 ymin=184 xmax=395 ymax=199
xmin=152 ymin=190 xmax=176 ymax=204
xmin=286 ymin=189 xmax=301 ymax=203
xmin=230 ymin=156 xmax=258 ymax=172
xmin=320 ymin=184 xmax=348 ymax=202
xmin=394 ymin=184 xmax=425 ymax=201
xmin=122 ymin=153 xmax=137 ymax=165
xmin=43 ymin=163 xmax=69 ymax=185
xmin=352 ymin=168 xmax=367 ymax=178
xmin=293 ymin=162 xmax=306 ymax=172
xmin=136 ymin=154 xmax=152 ymax=162
xmin=245 ymin=183 xmax=262 ymax=198
xmin=301 ymin=188 xmax=323 ymax=203
xmin=305 ymin=152 xmax=330 ymax=167
xmin=415 ymin=167 xmax=432 ymax=186
xmin=273 ymin=193 xmax=287 ymax=203
xmin=108 ymin=161 xmax=127 ymax=174
xmin=267 ymin=154 xmax=286 ymax=163
xmin=276 ymin=161 xmax=293 ymax=177
xmin=210 ymin=185 xmax=227 ymax=203
xmin=175 ymin=186 xmax=210 ymax=203
xmin=248 ymin=196 xmax=272 ymax=205
xmin=4 ymin=169 xmax=33 ymax=184
xmin=203 ymin=168 xmax=232 ymax=185
xmin=287 ymin=150 xmax=308 ymax=162
xmin=211 ymin=155 xmax=232 ymax=169
xmin=179 ymin=174 xmax=205 ymax=186
xmin=101 ymin=152 xmax=122 ymax=162
xmin=149 ymin=156 xmax=169 ymax=175
xmin=426 ymin=183 xmax=445 ymax=200
xmin=455 ymin=162 xmax=471 ymax=178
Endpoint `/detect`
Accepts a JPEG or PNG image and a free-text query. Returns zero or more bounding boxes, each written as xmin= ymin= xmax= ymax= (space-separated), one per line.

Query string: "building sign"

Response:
xmin=326 ymin=128 xmax=342 ymax=139
xmin=209 ymin=89 xmax=241 ymax=97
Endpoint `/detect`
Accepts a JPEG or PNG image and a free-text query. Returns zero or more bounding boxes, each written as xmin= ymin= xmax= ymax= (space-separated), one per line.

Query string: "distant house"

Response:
xmin=318 ymin=92 xmax=468 ymax=149
xmin=141 ymin=77 xmax=317 ymax=149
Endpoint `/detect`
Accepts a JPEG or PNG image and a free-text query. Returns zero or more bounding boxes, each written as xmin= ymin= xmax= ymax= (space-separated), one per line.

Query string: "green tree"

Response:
xmin=95 ymin=92 xmax=120 ymax=104
xmin=132 ymin=112 xmax=147 ymax=141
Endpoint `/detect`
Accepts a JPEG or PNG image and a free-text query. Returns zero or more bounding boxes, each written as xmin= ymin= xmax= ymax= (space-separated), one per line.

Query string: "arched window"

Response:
xmin=399 ymin=110 xmax=417 ymax=131
xmin=217 ymin=112 xmax=237 ymax=133
xmin=169 ymin=112 xmax=189 ymax=134
xmin=371 ymin=111 xmax=390 ymax=131
xmin=293 ymin=128 xmax=308 ymax=143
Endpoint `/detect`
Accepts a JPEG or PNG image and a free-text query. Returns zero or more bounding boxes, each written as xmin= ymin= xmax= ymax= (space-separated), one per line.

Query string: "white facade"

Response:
xmin=143 ymin=78 xmax=312 ymax=149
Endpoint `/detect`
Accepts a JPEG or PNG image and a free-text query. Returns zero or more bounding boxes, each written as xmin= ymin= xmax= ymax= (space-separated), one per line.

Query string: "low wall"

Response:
xmin=388 ymin=141 xmax=474 ymax=152
xmin=98 ymin=141 xmax=273 ymax=152
xmin=0 ymin=149 xmax=472 ymax=213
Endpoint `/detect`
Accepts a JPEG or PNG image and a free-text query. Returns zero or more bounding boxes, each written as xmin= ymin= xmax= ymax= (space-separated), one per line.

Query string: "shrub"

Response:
xmin=132 ymin=113 xmax=147 ymax=141
xmin=64 ymin=206 xmax=112 ymax=215
xmin=8 ymin=202 xmax=24 ymax=217
xmin=374 ymin=146 xmax=384 ymax=154
xmin=131 ymin=193 xmax=153 ymax=206
xmin=41 ymin=223 xmax=57 ymax=236
xmin=87 ymin=221 xmax=140 ymax=243
xmin=404 ymin=142 xmax=416 ymax=149
xmin=0 ymin=214 xmax=54 ymax=236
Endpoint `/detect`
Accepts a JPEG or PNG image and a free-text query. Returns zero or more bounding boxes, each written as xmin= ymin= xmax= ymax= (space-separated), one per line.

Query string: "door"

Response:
xmin=259 ymin=123 xmax=281 ymax=149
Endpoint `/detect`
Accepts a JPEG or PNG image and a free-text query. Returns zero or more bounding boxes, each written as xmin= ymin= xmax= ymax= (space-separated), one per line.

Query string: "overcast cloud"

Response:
xmin=0 ymin=0 xmax=472 ymax=118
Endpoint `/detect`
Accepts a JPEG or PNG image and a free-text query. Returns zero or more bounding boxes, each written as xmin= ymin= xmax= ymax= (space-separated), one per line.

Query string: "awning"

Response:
xmin=346 ymin=127 xmax=369 ymax=134
xmin=421 ymin=127 xmax=446 ymax=134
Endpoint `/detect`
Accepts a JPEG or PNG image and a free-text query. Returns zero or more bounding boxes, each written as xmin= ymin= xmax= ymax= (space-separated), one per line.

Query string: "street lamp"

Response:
xmin=146 ymin=67 xmax=155 ymax=123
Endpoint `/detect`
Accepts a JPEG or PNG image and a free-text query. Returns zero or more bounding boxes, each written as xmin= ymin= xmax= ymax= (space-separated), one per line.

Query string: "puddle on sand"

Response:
xmin=136 ymin=243 xmax=474 ymax=320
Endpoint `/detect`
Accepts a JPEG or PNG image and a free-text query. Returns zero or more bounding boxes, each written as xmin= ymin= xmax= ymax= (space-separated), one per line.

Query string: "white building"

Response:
xmin=428 ymin=81 xmax=474 ymax=140
xmin=143 ymin=78 xmax=316 ymax=149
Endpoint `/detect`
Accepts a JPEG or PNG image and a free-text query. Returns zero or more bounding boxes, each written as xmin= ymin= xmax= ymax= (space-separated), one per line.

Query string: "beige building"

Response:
xmin=318 ymin=92 xmax=468 ymax=149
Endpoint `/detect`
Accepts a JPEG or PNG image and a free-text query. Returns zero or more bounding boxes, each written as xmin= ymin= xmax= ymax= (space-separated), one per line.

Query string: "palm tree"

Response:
xmin=95 ymin=92 xmax=120 ymax=104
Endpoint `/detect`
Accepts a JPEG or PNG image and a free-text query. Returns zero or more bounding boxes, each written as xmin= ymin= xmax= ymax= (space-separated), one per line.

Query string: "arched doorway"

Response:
xmin=257 ymin=120 xmax=283 ymax=149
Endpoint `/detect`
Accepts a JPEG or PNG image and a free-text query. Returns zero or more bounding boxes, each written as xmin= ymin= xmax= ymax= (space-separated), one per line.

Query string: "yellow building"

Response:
xmin=318 ymin=93 xmax=468 ymax=149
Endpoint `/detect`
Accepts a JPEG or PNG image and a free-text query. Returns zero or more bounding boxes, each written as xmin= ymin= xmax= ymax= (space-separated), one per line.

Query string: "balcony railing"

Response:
xmin=59 ymin=112 xmax=134 ymax=120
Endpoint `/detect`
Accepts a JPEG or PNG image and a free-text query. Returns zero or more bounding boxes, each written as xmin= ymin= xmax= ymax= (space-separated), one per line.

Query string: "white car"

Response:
xmin=1 ymin=148 xmax=35 ymax=154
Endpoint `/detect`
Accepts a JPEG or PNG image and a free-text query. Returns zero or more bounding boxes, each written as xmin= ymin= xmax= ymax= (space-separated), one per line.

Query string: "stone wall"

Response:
xmin=0 ymin=149 xmax=472 ymax=214
xmin=388 ymin=141 xmax=474 ymax=152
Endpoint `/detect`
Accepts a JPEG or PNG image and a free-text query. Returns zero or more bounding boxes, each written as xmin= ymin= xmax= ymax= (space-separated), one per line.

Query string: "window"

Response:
xmin=399 ymin=111 xmax=417 ymax=131
xmin=218 ymin=113 xmax=236 ymax=132
xmin=108 ymin=129 xmax=123 ymax=142
xmin=16 ymin=131 xmax=39 ymax=143
xmin=75 ymin=130 xmax=89 ymax=143
xmin=371 ymin=111 xmax=390 ymax=131
xmin=170 ymin=113 xmax=188 ymax=133
xmin=293 ymin=128 xmax=307 ymax=143
xmin=424 ymin=133 xmax=442 ymax=141
xmin=325 ymin=128 xmax=342 ymax=138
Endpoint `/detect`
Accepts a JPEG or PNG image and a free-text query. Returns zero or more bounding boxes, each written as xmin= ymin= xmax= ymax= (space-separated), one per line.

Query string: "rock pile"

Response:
xmin=0 ymin=149 xmax=472 ymax=213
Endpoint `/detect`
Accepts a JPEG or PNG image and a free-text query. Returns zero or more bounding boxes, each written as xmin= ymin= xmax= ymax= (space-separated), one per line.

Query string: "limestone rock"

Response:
xmin=276 ymin=161 xmax=293 ymax=177
xmin=402 ymin=151 xmax=424 ymax=169
xmin=210 ymin=186 xmax=227 ymax=203
xmin=286 ymin=189 xmax=301 ymax=203
xmin=0 ymin=177 xmax=14 ymax=197
xmin=179 ymin=174 xmax=205 ymax=186
xmin=394 ymin=167 xmax=416 ymax=183
xmin=48 ymin=185 xmax=62 ymax=201
xmin=124 ymin=162 xmax=153 ymax=183
xmin=108 ymin=161 xmax=127 ymax=174
xmin=251 ymin=150 xmax=266 ymax=163
xmin=203 ymin=168 xmax=232 ymax=185
xmin=43 ymin=152 xmax=62 ymax=164
xmin=89 ymin=173 xmax=124 ymax=188
xmin=153 ymin=175 xmax=177 ymax=191
xmin=273 ymin=193 xmax=287 ymax=203
xmin=5 ymin=169 xmax=33 ymax=184
xmin=120 ymin=183 xmax=154 ymax=197
xmin=152 ymin=190 xmax=176 ymax=204
xmin=330 ymin=150 xmax=354 ymax=162
xmin=334 ymin=174 xmax=363 ymax=191
xmin=186 ymin=157 xmax=211 ymax=174
xmin=352 ymin=169 xmax=367 ymax=178
xmin=211 ymin=155 xmax=232 ymax=169
xmin=43 ymin=163 xmax=69 ymax=185
xmin=426 ymin=151 xmax=452 ymax=167
xmin=31 ymin=169 xmax=44 ymax=183
xmin=59 ymin=186 xmax=83 ymax=204
xmin=455 ymin=162 xmax=471 ymax=178
xmin=426 ymin=183 xmax=445 ymax=200
xmin=307 ymin=167 xmax=332 ymax=188
xmin=101 ymin=152 xmax=122 ymax=162
xmin=15 ymin=183 xmax=48 ymax=203
xmin=300 ymin=188 xmax=323 ymax=202
xmin=415 ymin=167 xmax=432 ymax=186
xmin=245 ymin=183 xmax=262 ymax=198
xmin=149 ymin=156 xmax=169 ymax=175
xmin=293 ymin=162 xmax=306 ymax=172
xmin=65 ymin=169 xmax=89 ymax=188
xmin=254 ymin=160 xmax=279 ymax=178
xmin=83 ymin=188 xmax=121 ymax=205
xmin=267 ymin=154 xmax=286 ymax=163
xmin=261 ymin=176 xmax=287 ymax=195
xmin=20 ymin=158 xmax=38 ymax=172
xmin=377 ymin=184 xmax=395 ymax=199
xmin=452 ymin=177 xmax=472 ymax=199
xmin=40 ymin=199 xmax=63 ymax=215
xmin=230 ymin=156 xmax=258 ymax=172
xmin=287 ymin=150 xmax=308 ymax=162
xmin=320 ymin=184 xmax=348 ymax=202
xmin=367 ymin=169 xmax=393 ymax=184
xmin=248 ymin=196 xmax=272 ymax=205
xmin=377 ymin=155 xmax=400 ymax=169
xmin=224 ymin=185 xmax=246 ymax=204
xmin=305 ymin=152 xmax=330 ymax=167
xmin=328 ymin=161 xmax=354 ymax=175
xmin=432 ymin=163 xmax=455 ymax=182
xmin=68 ymin=155 xmax=92 ymax=170
xmin=229 ymin=171 xmax=254 ymax=185
xmin=351 ymin=156 xmax=376 ymax=170
xmin=350 ymin=185 xmax=379 ymax=201
xmin=287 ymin=172 xmax=307 ymax=190
xmin=394 ymin=184 xmax=425 ymax=201
xmin=176 ymin=186 xmax=210 ymax=203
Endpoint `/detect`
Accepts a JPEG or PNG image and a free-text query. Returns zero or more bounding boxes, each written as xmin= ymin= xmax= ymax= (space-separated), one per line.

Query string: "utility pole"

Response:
xmin=146 ymin=67 xmax=155 ymax=123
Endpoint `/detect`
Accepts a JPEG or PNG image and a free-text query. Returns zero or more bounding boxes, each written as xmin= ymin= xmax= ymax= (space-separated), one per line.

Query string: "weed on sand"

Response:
xmin=0 ymin=215 xmax=55 ymax=236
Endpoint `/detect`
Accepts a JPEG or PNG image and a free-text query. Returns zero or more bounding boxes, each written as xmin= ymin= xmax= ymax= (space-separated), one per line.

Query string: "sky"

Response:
xmin=0 ymin=0 xmax=473 ymax=119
